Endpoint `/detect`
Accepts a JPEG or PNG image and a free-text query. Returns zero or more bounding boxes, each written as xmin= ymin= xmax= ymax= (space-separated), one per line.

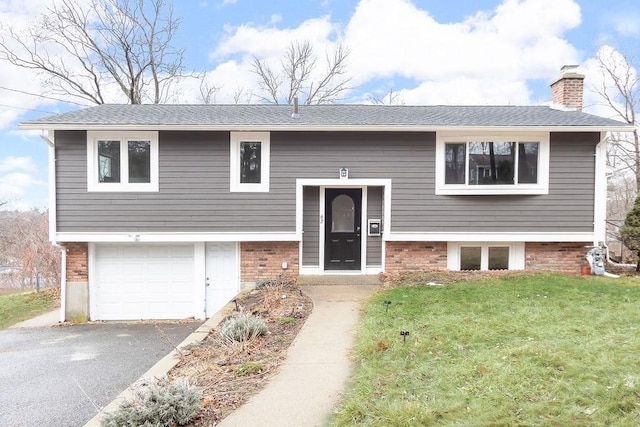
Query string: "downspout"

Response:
xmin=593 ymin=132 xmax=608 ymax=246
xmin=40 ymin=130 xmax=66 ymax=323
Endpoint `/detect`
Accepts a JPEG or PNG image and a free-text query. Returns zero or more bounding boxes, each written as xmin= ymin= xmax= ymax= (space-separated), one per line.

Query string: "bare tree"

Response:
xmin=592 ymin=48 xmax=640 ymax=189
xmin=0 ymin=210 xmax=61 ymax=290
xmin=366 ymin=88 xmax=406 ymax=105
xmin=232 ymin=87 xmax=254 ymax=104
xmin=198 ymin=80 xmax=221 ymax=104
xmin=0 ymin=0 xmax=187 ymax=104
xmin=251 ymin=40 xmax=351 ymax=105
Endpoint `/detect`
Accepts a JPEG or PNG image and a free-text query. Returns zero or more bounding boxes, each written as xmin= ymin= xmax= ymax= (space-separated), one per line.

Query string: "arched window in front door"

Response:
xmin=331 ymin=194 xmax=355 ymax=232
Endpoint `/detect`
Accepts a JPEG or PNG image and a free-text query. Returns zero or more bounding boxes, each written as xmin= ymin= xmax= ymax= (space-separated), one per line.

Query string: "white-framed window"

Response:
xmin=447 ymin=242 xmax=525 ymax=271
xmin=87 ymin=131 xmax=159 ymax=192
xmin=435 ymin=132 xmax=549 ymax=195
xmin=230 ymin=131 xmax=270 ymax=192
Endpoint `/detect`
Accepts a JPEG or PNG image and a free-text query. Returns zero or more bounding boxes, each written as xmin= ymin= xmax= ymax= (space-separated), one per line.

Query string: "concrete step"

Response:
xmin=297 ymin=275 xmax=382 ymax=286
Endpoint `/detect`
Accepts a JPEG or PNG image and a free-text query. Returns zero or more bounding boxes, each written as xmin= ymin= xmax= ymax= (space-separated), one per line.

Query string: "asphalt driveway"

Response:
xmin=0 ymin=321 xmax=202 ymax=427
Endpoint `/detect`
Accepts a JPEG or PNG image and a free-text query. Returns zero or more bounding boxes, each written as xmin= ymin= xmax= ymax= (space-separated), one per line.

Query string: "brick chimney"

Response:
xmin=550 ymin=65 xmax=585 ymax=111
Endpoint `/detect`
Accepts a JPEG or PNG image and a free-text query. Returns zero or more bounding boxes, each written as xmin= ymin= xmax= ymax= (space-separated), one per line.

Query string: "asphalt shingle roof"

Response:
xmin=20 ymin=104 xmax=630 ymax=129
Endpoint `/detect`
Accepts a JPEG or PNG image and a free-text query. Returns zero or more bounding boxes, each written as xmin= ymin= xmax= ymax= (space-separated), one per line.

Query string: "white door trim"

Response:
xmin=297 ymin=179 xmax=391 ymax=275
xmin=194 ymin=242 xmax=206 ymax=319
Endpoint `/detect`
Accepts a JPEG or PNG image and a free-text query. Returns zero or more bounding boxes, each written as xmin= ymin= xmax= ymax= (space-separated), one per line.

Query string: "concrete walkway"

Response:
xmin=218 ymin=284 xmax=379 ymax=427
xmin=9 ymin=308 xmax=60 ymax=328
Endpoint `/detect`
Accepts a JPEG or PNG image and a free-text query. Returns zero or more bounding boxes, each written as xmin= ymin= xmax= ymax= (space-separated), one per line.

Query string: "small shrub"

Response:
xmin=278 ymin=316 xmax=296 ymax=325
xmin=221 ymin=314 xmax=268 ymax=343
xmin=100 ymin=379 xmax=202 ymax=427
xmin=234 ymin=361 xmax=264 ymax=376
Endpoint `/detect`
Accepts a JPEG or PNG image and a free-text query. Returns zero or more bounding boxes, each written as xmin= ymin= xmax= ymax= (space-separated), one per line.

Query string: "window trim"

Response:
xmin=435 ymin=131 xmax=549 ymax=195
xmin=87 ymin=131 xmax=159 ymax=192
xmin=230 ymin=131 xmax=270 ymax=192
xmin=447 ymin=242 xmax=525 ymax=271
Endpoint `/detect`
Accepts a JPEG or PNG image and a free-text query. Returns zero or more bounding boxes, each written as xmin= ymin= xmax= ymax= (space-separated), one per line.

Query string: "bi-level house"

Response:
xmin=20 ymin=66 xmax=632 ymax=321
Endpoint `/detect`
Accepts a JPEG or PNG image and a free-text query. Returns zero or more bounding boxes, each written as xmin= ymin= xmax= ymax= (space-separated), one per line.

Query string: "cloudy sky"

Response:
xmin=0 ymin=0 xmax=639 ymax=209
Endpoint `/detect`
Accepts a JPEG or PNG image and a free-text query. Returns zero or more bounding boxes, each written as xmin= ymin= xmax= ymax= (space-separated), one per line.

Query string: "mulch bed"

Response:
xmin=170 ymin=280 xmax=312 ymax=426
xmin=170 ymin=267 xmax=635 ymax=425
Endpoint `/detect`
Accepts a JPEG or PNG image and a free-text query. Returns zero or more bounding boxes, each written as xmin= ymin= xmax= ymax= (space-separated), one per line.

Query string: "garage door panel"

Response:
xmin=93 ymin=244 xmax=196 ymax=320
xmin=96 ymin=245 xmax=122 ymax=258
xmin=170 ymin=246 xmax=194 ymax=257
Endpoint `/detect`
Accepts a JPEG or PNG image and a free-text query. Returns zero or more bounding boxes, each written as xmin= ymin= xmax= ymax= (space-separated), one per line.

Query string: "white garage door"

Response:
xmin=93 ymin=244 xmax=196 ymax=320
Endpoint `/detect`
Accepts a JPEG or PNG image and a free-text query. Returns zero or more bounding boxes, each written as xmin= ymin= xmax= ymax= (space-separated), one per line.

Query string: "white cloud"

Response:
xmin=0 ymin=0 xmax=74 ymax=130
xmin=610 ymin=13 xmax=640 ymax=38
xmin=0 ymin=171 xmax=42 ymax=202
xmin=213 ymin=16 xmax=338 ymax=59
xmin=581 ymin=45 xmax=637 ymax=121
xmin=208 ymin=0 xmax=583 ymax=105
xmin=400 ymin=78 xmax=532 ymax=106
xmin=343 ymin=0 xmax=580 ymax=101
xmin=0 ymin=156 xmax=37 ymax=173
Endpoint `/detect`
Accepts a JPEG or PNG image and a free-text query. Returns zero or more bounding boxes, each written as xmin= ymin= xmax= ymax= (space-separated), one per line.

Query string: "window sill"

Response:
xmin=88 ymin=183 xmax=159 ymax=192
xmin=436 ymin=185 xmax=548 ymax=196
xmin=230 ymin=182 xmax=269 ymax=193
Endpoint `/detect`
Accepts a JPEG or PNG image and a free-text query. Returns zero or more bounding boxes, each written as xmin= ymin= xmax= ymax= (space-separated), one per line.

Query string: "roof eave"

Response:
xmin=18 ymin=123 xmax=636 ymax=133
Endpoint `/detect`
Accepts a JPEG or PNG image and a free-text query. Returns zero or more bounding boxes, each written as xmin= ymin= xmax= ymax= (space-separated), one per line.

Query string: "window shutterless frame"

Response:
xmin=447 ymin=242 xmax=525 ymax=271
xmin=435 ymin=131 xmax=549 ymax=195
xmin=230 ymin=131 xmax=270 ymax=192
xmin=87 ymin=131 xmax=159 ymax=192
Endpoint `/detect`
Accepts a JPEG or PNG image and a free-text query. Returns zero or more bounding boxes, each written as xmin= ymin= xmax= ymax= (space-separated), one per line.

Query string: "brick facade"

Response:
xmin=550 ymin=66 xmax=585 ymax=111
xmin=385 ymin=241 xmax=448 ymax=274
xmin=240 ymin=241 xmax=299 ymax=283
xmin=64 ymin=242 xmax=88 ymax=282
xmin=384 ymin=241 xmax=586 ymax=274
xmin=525 ymin=242 xmax=586 ymax=274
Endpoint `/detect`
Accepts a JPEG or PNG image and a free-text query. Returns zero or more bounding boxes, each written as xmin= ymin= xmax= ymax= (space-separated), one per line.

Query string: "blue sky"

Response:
xmin=0 ymin=0 xmax=639 ymax=209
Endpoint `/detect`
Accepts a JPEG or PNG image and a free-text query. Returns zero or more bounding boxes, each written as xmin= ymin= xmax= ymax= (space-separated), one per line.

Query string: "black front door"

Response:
xmin=324 ymin=188 xmax=362 ymax=270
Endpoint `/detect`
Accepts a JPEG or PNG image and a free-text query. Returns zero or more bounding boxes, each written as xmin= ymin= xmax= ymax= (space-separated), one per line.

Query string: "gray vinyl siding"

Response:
xmin=367 ymin=186 xmax=383 ymax=266
xmin=56 ymin=130 xmax=296 ymax=232
xmin=55 ymin=130 xmax=598 ymax=234
xmin=388 ymin=132 xmax=597 ymax=232
xmin=302 ymin=187 xmax=319 ymax=265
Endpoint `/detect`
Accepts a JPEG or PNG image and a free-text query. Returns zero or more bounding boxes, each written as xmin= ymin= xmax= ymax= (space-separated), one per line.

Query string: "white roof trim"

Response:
xmin=387 ymin=232 xmax=595 ymax=242
xmin=19 ymin=124 xmax=635 ymax=132
xmin=56 ymin=232 xmax=299 ymax=243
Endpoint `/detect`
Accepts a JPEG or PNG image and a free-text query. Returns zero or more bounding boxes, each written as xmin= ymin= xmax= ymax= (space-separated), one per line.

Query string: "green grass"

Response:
xmin=0 ymin=289 xmax=58 ymax=329
xmin=330 ymin=274 xmax=640 ymax=426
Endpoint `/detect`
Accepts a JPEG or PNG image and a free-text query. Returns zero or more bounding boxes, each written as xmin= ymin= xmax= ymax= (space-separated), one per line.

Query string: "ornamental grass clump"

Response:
xmin=100 ymin=379 xmax=202 ymax=427
xmin=221 ymin=313 xmax=268 ymax=344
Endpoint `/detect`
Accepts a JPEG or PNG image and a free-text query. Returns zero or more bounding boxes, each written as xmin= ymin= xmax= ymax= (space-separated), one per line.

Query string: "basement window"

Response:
xmin=448 ymin=242 xmax=525 ymax=271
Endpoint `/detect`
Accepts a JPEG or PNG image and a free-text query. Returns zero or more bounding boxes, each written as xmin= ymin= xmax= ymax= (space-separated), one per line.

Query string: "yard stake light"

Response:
xmin=233 ymin=299 xmax=239 ymax=311
xmin=384 ymin=300 xmax=392 ymax=313
xmin=400 ymin=331 xmax=410 ymax=343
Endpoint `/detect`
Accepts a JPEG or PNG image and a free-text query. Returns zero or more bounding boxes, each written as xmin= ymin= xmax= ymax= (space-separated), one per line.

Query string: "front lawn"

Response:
xmin=0 ymin=289 xmax=58 ymax=329
xmin=330 ymin=274 xmax=640 ymax=426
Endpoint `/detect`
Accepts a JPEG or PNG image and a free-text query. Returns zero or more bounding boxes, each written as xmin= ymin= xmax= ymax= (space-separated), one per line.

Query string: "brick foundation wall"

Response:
xmin=385 ymin=242 xmax=448 ymax=274
xmin=525 ymin=242 xmax=586 ymax=274
xmin=65 ymin=242 xmax=88 ymax=282
xmin=240 ymin=241 xmax=299 ymax=283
